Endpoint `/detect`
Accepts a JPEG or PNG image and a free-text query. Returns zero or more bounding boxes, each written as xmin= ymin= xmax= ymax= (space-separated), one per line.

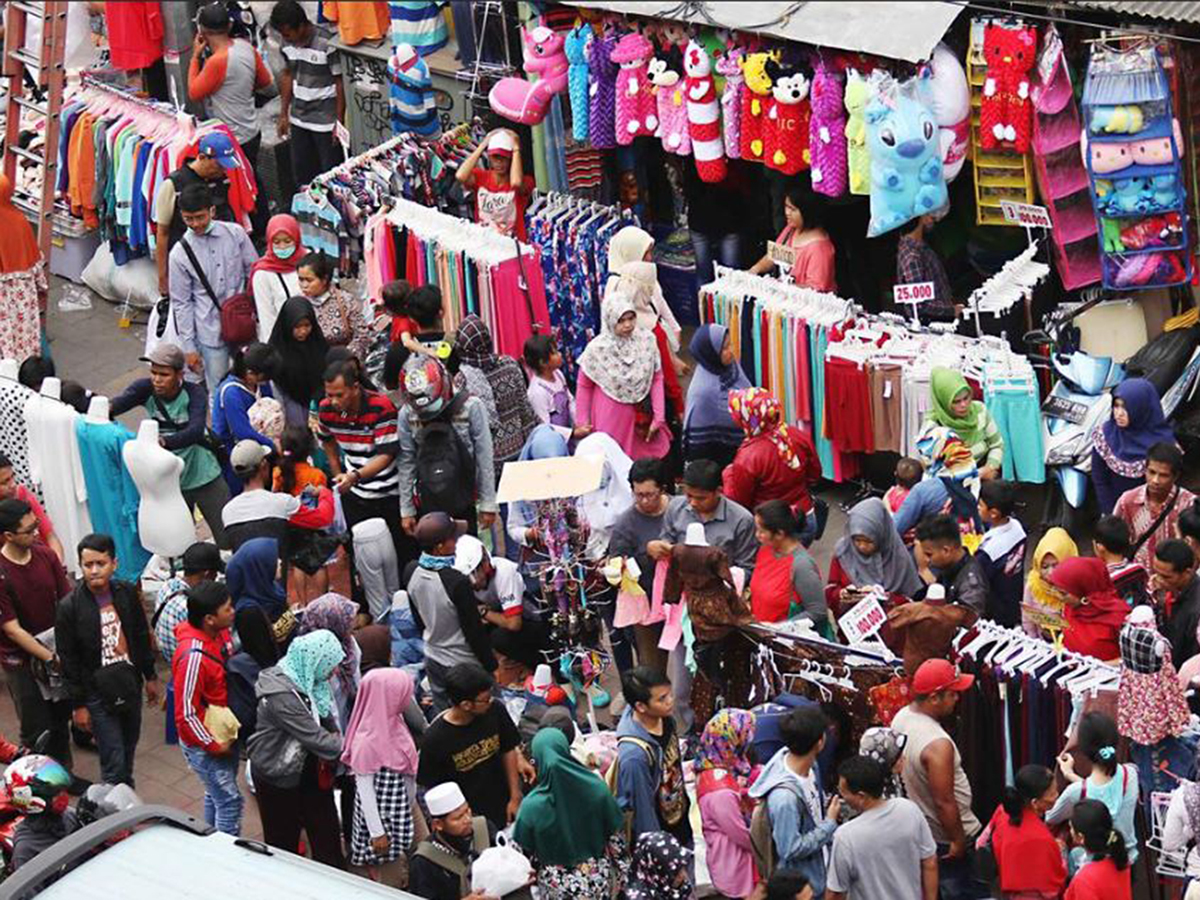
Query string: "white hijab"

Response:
xmin=579 ymin=292 xmax=660 ymax=404
xmin=605 ymin=226 xmax=681 ymax=352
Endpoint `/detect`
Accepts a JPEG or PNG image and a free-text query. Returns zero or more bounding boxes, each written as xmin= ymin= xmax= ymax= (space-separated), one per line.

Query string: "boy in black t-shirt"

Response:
xmin=416 ymin=663 xmax=527 ymax=828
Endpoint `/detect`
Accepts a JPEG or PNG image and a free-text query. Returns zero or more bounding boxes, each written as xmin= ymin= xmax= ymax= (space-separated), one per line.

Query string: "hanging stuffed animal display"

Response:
xmin=740 ymin=51 xmax=777 ymax=162
xmin=716 ymin=46 xmax=745 ymax=159
xmin=488 ymin=25 xmax=569 ymax=126
xmin=763 ymin=58 xmax=811 ymax=176
xmin=613 ymin=32 xmax=658 ymax=144
xmin=979 ymin=23 xmax=1037 ymax=152
xmin=565 ymin=23 xmax=591 ymax=142
xmin=809 ymin=62 xmax=847 ymax=195
xmin=845 ymin=69 xmax=871 ymax=194
xmin=684 ymin=39 xmax=727 ymax=183
xmin=865 ymin=88 xmax=947 ymax=236
xmin=918 ymin=43 xmax=971 ymax=181
xmin=649 ymin=46 xmax=691 ymax=155
xmin=588 ymin=32 xmax=618 ymax=149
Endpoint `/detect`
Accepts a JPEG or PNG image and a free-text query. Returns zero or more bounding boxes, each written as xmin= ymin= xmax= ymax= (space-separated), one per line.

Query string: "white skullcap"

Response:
xmin=425 ymin=782 xmax=468 ymax=817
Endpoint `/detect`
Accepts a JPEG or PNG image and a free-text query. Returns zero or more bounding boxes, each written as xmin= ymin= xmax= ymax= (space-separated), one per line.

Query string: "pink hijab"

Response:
xmin=340 ymin=668 xmax=419 ymax=776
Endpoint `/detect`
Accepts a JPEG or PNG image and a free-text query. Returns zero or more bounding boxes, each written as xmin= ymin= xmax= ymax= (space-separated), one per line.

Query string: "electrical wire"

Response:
xmin=946 ymin=0 xmax=1200 ymax=46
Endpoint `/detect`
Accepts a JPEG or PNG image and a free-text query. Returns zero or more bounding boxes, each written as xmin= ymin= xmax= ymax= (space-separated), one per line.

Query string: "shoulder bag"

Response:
xmin=180 ymin=234 xmax=257 ymax=345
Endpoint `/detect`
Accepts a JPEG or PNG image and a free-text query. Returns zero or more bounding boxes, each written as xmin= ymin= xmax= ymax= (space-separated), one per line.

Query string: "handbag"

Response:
xmin=179 ymin=234 xmax=257 ymax=345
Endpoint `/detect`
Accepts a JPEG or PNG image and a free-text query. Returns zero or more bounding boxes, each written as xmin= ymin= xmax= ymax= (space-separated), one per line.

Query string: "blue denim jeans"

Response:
xmin=87 ymin=698 xmax=141 ymax=786
xmin=197 ymin=342 xmax=230 ymax=404
xmin=181 ymin=742 xmax=244 ymax=836
xmin=690 ymin=230 xmax=743 ymax=288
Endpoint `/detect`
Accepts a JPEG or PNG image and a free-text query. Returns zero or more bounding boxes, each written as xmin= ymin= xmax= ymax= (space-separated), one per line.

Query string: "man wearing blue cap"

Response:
xmin=153 ymin=131 xmax=238 ymax=296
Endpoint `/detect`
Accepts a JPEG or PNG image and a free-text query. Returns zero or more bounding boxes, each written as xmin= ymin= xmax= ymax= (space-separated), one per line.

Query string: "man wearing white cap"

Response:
xmin=409 ymin=783 xmax=502 ymax=900
xmin=455 ymin=128 xmax=534 ymax=241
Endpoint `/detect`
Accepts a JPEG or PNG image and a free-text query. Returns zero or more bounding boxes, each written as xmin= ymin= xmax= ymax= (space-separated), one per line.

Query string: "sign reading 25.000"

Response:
xmin=893 ymin=281 xmax=935 ymax=305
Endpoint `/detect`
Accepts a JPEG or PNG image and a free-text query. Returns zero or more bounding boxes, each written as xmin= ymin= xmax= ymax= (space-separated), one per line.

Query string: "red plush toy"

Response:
xmin=980 ymin=24 xmax=1037 ymax=153
xmin=763 ymin=59 xmax=811 ymax=175
xmin=1121 ymin=212 xmax=1183 ymax=250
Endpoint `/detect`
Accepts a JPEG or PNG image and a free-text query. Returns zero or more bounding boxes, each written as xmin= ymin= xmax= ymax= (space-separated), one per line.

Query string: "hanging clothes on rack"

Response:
xmin=523 ymin=191 xmax=637 ymax=385
xmin=75 ymin=418 xmax=151 ymax=583
xmin=23 ymin=391 xmax=92 ymax=578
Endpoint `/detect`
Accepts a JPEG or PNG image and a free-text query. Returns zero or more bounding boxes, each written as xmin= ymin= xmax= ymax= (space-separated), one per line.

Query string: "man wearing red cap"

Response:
xmin=891 ymin=659 xmax=986 ymax=900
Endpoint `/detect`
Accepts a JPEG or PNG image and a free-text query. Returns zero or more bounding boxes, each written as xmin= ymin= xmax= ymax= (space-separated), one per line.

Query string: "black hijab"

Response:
xmin=268 ymin=296 xmax=330 ymax=407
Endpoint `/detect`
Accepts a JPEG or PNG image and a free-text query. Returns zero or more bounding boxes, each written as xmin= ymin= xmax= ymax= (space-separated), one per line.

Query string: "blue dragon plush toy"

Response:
xmin=865 ymin=90 xmax=947 ymax=236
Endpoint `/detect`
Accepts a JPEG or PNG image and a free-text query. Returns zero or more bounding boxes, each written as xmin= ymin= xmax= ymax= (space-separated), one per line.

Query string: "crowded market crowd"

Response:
xmin=3 ymin=2 xmax=1200 ymax=900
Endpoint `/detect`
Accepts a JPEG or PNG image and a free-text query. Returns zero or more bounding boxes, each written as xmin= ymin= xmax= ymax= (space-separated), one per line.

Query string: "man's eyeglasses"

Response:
xmin=7 ymin=524 xmax=38 ymax=537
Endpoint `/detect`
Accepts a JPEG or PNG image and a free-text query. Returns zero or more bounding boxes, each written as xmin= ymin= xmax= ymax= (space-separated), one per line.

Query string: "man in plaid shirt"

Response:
xmin=896 ymin=214 xmax=956 ymax=323
xmin=153 ymin=543 xmax=225 ymax=665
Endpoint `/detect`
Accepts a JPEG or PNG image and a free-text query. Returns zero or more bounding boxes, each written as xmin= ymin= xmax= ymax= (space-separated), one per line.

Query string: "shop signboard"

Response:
xmin=839 ymin=595 xmax=888 ymax=645
xmin=1000 ymin=201 xmax=1053 ymax=229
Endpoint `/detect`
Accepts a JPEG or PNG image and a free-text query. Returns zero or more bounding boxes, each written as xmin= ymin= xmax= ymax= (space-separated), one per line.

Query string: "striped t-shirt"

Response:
xmin=281 ymin=31 xmax=342 ymax=132
xmin=390 ymin=1 xmax=448 ymax=57
xmin=317 ymin=391 xmax=400 ymax=500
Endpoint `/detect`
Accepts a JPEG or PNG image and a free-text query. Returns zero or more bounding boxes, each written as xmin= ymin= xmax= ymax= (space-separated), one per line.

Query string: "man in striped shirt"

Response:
xmin=317 ymin=359 xmax=409 ymax=564
xmin=271 ymin=0 xmax=346 ymax=190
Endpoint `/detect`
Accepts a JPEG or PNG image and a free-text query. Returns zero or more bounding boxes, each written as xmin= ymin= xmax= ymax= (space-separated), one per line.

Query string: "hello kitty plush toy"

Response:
xmin=716 ymin=46 xmax=745 ymax=159
xmin=649 ymin=47 xmax=691 ymax=155
xmin=809 ymin=61 xmax=847 ymax=195
xmin=980 ymin=24 xmax=1037 ymax=152
xmin=612 ymin=32 xmax=658 ymax=144
xmin=684 ymin=39 xmax=727 ymax=182
xmin=763 ymin=58 xmax=811 ymax=176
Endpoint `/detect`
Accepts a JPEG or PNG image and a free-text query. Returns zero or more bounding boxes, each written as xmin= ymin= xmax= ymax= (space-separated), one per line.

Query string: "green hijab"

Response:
xmin=512 ymin=728 xmax=623 ymax=867
xmin=929 ymin=367 xmax=984 ymax=446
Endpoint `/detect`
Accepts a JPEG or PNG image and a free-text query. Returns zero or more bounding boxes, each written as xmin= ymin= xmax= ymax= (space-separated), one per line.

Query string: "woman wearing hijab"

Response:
xmin=695 ymin=709 xmax=758 ymax=900
xmin=1047 ymin=557 xmax=1128 ymax=661
xmin=251 ymin=214 xmax=305 ymax=342
xmin=621 ymin=830 xmax=694 ymax=900
xmin=454 ymin=314 xmax=539 ymax=468
xmin=225 ymin=537 xmax=288 ymax=620
xmin=247 ymin=629 xmax=346 ymax=868
xmin=1023 ymin=527 xmax=1079 ymax=638
xmin=342 ymin=668 xmax=421 ymax=888
xmin=226 ymin=604 xmax=279 ymax=740
xmin=577 ymin=293 xmax=672 ymax=460
xmin=724 ymin=387 xmax=822 ymax=525
xmin=297 ymin=592 xmax=361 ymax=725
xmin=0 ymin=174 xmax=46 ymax=363
xmin=513 ymin=727 xmax=627 ymax=898
xmin=920 ymin=367 xmax=1004 ymax=478
xmin=268 ymin=296 xmax=330 ymax=427
xmin=605 ymin=226 xmax=685 ymax=397
xmin=826 ymin=497 xmax=923 ymax=616
xmin=1091 ymin=378 xmax=1177 ymax=514
xmin=683 ymin=324 xmax=750 ymax=469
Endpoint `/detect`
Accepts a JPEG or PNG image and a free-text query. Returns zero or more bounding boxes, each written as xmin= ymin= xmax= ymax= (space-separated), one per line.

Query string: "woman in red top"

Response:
xmin=456 ymin=129 xmax=535 ymax=240
xmin=722 ymin=387 xmax=821 ymax=516
xmin=748 ymin=185 xmax=836 ymax=291
xmin=1065 ymin=800 xmax=1132 ymax=900
xmin=983 ymin=764 xmax=1066 ymax=899
xmin=749 ymin=501 xmax=830 ymax=637
xmin=1047 ymin=558 xmax=1128 ymax=662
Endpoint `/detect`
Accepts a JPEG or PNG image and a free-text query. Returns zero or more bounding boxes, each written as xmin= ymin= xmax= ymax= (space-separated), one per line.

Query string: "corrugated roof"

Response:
xmin=558 ymin=1 xmax=963 ymax=64
xmin=1067 ymin=1 xmax=1200 ymax=23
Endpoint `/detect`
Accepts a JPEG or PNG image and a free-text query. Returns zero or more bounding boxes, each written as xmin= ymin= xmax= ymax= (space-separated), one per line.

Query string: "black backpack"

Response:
xmin=415 ymin=400 xmax=476 ymax=519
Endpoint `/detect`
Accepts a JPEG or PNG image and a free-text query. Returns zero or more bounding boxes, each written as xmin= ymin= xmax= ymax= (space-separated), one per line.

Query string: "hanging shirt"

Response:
xmin=104 ymin=1 xmax=164 ymax=70
xmin=0 ymin=378 xmax=37 ymax=503
xmin=389 ymin=2 xmax=448 ymax=57
xmin=75 ymin=420 xmax=152 ymax=583
xmin=23 ymin=395 xmax=92 ymax=577
xmin=323 ymin=1 xmax=389 ymax=45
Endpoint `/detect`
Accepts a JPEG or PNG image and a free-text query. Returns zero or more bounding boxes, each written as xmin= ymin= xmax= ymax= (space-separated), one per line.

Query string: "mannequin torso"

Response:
xmin=122 ymin=420 xmax=195 ymax=558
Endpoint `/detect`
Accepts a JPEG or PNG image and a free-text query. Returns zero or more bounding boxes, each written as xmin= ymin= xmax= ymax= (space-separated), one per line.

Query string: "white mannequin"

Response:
xmin=122 ymin=419 xmax=194 ymax=558
xmin=0 ymin=359 xmax=17 ymax=381
xmin=39 ymin=377 xmax=61 ymax=401
xmin=85 ymin=396 xmax=110 ymax=425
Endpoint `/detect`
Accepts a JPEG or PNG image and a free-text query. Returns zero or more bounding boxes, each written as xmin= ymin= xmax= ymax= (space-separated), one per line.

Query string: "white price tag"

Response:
xmin=839 ymin=596 xmax=888 ymax=645
xmin=767 ymin=240 xmax=797 ymax=268
xmin=335 ymin=121 xmax=351 ymax=156
xmin=1000 ymin=200 xmax=1053 ymax=229
xmin=893 ymin=281 xmax=936 ymax=305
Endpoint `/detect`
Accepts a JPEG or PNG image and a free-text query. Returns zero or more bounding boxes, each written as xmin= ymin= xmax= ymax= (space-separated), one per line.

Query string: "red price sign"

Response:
xmin=893 ymin=281 xmax=935 ymax=305
xmin=839 ymin=596 xmax=888 ymax=645
xmin=1000 ymin=200 xmax=1053 ymax=229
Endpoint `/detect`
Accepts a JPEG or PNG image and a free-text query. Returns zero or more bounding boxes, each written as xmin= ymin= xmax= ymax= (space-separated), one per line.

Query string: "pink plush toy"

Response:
xmin=763 ymin=59 xmax=811 ymax=176
xmin=649 ymin=47 xmax=691 ymax=156
xmin=716 ymin=46 xmax=744 ymax=159
xmin=809 ymin=62 xmax=847 ymax=196
xmin=612 ymin=32 xmax=657 ymax=144
xmin=488 ymin=25 xmax=569 ymax=126
xmin=684 ymin=40 xmax=727 ymax=182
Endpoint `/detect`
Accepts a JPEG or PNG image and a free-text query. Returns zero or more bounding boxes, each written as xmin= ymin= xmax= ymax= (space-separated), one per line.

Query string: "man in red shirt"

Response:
xmin=456 ymin=129 xmax=535 ymax=241
xmin=0 ymin=452 xmax=64 ymax=564
xmin=172 ymin=582 xmax=240 ymax=834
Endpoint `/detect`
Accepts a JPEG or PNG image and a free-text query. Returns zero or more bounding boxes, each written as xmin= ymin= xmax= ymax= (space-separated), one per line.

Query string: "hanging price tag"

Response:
xmin=767 ymin=240 xmax=797 ymax=268
xmin=839 ymin=596 xmax=888 ymax=645
xmin=335 ymin=121 xmax=351 ymax=157
xmin=1000 ymin=200 xmax=1053 ymax=229
xmin=893 ymin=281 xmax=936 ymax=305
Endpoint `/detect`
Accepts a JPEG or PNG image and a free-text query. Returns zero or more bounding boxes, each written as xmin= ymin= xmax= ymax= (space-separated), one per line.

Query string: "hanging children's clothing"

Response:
xmin=1117 ymin=615 xmax=1190 ymax=746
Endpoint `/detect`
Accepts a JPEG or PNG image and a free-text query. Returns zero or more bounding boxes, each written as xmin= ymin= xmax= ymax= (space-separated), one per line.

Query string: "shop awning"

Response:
xmin=558 ymin=1 xmax=964 ymax=64
xmin=1064 ymin=1 xmax=1200 ymax=24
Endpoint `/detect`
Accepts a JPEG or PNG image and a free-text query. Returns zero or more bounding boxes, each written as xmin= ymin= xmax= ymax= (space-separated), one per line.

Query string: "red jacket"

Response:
xmin=722 ymin=430 xmax=820 ymax=514
xmin=172 ymin=623 xmax=233 ymax=752
xmin=1064 ymin=857 xmax=1131 ymax=900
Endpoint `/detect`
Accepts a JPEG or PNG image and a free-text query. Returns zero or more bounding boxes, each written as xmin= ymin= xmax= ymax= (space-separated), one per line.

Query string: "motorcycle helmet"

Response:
xmin=402 ymin=356 xmax=454 ymax=420
xmin=4 ymin=754 xmax=71 ymax=815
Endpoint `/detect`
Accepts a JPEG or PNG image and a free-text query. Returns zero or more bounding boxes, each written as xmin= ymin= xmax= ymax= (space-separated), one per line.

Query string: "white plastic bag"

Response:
xmin=144 ymin=296 xmax=181 ymax=360
xmin=470 ymin=834 xmax=534 ymax=898
xmin=81 ymin=241 xmax=118 ymax=301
